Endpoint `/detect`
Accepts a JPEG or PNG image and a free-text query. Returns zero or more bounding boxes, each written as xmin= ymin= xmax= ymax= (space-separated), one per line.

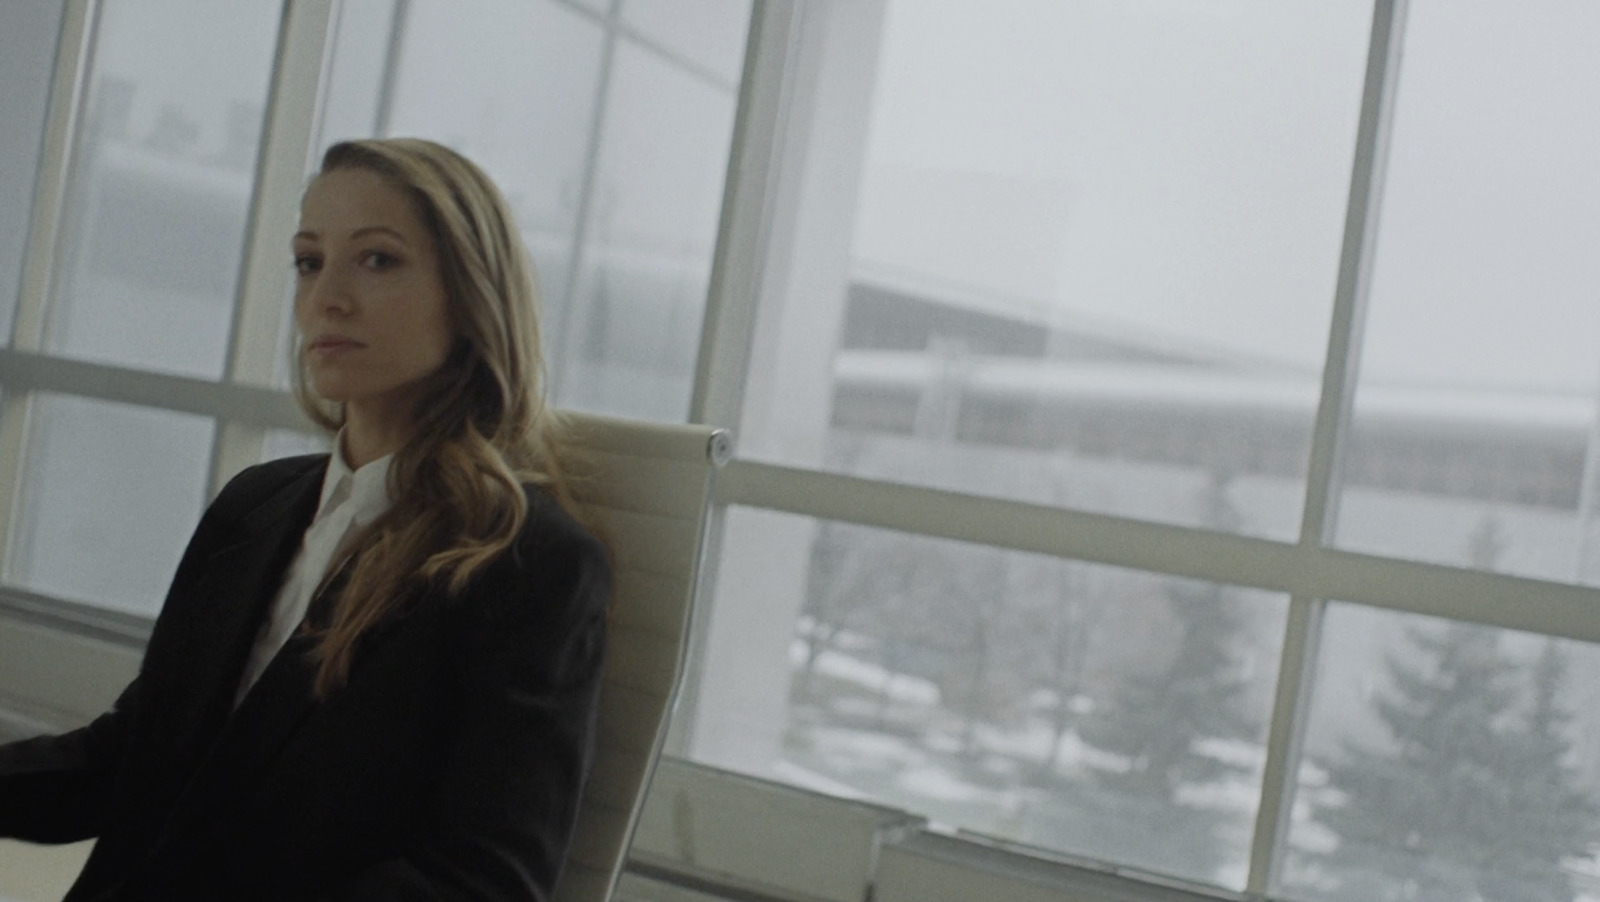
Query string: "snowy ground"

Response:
xmin=784 ymin=637 xmax=1261 ymax=889
xmin=782 ymin=638 xmax=1600 ymax=900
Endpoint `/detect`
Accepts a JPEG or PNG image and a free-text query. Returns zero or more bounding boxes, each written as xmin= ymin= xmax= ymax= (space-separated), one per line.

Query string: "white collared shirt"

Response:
xmin=234 ymin=440 xmax=395 ymax=706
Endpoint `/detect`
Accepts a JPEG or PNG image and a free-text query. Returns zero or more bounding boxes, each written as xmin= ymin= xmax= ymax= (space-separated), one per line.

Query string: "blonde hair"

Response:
xmin=293 ymin=138 xmax=575 ymax=696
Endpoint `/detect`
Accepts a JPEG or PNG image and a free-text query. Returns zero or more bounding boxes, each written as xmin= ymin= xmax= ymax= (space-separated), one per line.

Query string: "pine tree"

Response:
xmin=1316 ymin=622 xmax=1521 ymax=902
xmin=1065 ymin=474 xmax=1260 ymax=883
xmin=1313 ymin=515 xmax=1599 ymax=902
xmin=1066 ymin=575 xmax=1258 ymax=884
xmin=1079 ymin=578 xmax=1256 ymax=800
xmin=1475 ymin=640 xmax=1599 ymax=902
xmin=1315 ymin=627 xmax=1598 ymax=902
xmin=1080 ymin=472 xmax=1256 ymax=800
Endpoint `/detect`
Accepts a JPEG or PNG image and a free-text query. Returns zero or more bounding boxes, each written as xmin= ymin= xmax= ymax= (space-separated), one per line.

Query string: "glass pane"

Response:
xmin=1334 ymin=1 xmax=1600 ymax=584
xmin=740 ymin=0 xmax=1374 ymax=541
xmin=554 ymin=39 xmax=740 ymax=420
xmin=315 ymin=0 xmax=399 ymax=149
xmin=43 ymin=0 xmax=281 ymax=379
xmin=7 ymin=394 xmax=214 ymax=615
xmin=622 ymin=0 xmax=752 ymax=86
xmin=690 ymin=506 xmax=1288 ymax=891
xmin=260 ymin=427 xmax=331 ymax=463
xmin=1280 ymin=604 xmax=1600 ymax=902
xmin=0 ymin=0 xmax=66 ymax=341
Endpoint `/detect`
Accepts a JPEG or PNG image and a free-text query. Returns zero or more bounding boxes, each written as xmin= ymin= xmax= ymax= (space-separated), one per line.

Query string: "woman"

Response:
xmin=0 ymin=139 xmax=610 ymax=901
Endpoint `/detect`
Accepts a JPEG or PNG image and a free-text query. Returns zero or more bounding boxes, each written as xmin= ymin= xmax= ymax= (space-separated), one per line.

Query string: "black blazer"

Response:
xmin=0 ymin=453 xmax=610 ymax=901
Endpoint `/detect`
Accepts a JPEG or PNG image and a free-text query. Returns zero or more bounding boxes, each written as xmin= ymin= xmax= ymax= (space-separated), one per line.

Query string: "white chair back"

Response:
xmin=552 ymin=411 xmax=727 ymax=902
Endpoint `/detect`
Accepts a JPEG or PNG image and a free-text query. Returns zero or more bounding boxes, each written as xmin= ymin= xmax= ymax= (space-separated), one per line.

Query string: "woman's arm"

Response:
xmin=0 ymin=677 xmax=142 ymax=843
xmin=0 ymin=454 xmax=321 ymax=845
xmin=325 ymin=506 xmax=610 ymax=902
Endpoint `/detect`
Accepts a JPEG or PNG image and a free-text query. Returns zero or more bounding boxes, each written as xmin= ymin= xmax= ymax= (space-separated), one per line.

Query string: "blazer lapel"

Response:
xmin=138 ymin=461 xmax=328 ymax=849
xmin=179 ymin=626 xmax=322 ymax=809
xmin=198 ymin=553 xmax=356 ymax=778
xmin=132 ymin=461 xmax=325 ymax=766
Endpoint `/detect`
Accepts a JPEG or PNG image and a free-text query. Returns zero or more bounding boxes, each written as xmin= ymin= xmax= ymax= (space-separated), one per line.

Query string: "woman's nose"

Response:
xmin=304 ymin=266 xmax=354 ymax=315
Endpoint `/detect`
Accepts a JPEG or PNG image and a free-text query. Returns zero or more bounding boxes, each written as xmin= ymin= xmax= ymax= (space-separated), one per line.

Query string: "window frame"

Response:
xmin=4 ymin=1 xmax=1598 ymax=900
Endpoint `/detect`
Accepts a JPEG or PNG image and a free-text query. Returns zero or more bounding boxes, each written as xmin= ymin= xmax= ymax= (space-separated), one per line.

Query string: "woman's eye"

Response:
xmin=362 ymin=250 xmax=398 ymax=270
xmin=293 ymin=254 xmax=321 ymax=275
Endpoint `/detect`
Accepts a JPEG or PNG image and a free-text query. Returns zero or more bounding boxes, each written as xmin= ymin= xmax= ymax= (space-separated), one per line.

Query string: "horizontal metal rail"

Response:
xmin=0 ymin=349 xmax=310 ymax=432
xmin=717 ymin=458 xmax=1600 ymax=644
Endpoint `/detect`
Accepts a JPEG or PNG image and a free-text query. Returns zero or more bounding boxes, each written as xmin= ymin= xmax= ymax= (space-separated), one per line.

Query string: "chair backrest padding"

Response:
xmin=551 ymin=412 xmax=726 ymax=902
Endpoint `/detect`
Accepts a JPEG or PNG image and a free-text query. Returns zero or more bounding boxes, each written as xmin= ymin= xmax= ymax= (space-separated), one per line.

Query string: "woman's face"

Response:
xmin=293 ymin=168 xmax=454 ymax=429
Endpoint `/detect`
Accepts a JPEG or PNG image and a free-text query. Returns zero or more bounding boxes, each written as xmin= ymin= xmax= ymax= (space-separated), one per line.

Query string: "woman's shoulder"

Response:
xmin=461 ymin=484 xmax=610 ymax=621
xmin=508 ymin=484 xmax=608 ymax=574
xmin=517 ymin=481 xmax=592 ymax=535
xmin=208 ymin=453 xmax=330 ymax=519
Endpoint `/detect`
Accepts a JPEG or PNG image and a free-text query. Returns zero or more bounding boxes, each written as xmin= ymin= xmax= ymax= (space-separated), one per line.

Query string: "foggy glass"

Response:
xmin=556 ymin=39 xmax=739 ymax=420
xmin=307 ymin=0 xmax=747 ymax=423
xmin=260 ymin=427 xmax=331 ymax=463
xmin=7 ymin=395 xmax=213 ymax=615
xmin=743 ymin=0 xmax=1376 ymax=542
xmin=1280 ymin=603 xmax=1600 ymax=902
xmin=715 ymin=507 xmax=1288 ymax=892
xmin=1334 ymin=0 xmax=1600 ymax=587
xmin=621 ymin=0 xmax=752 ymax=86
xmin=314 ymin=0 xmax=397 ymax=151
xmin=0 ymin=1 xmax=66 ymax=342
xmin=43 ymin=0 xmax=281 ymax=379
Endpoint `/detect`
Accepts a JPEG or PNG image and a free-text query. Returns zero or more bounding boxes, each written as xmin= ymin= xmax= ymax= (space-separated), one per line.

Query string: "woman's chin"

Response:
xmin=306 ymin=375 xmax=355 ymax=405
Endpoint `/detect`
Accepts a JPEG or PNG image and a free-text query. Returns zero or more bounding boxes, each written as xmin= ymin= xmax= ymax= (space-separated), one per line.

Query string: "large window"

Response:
xmin=0 ymin=0 xmax=748 ymax=616
xmin=5 ymin=2 xmax=1600 ymax=902
xmin=1334 ymin=0 xmax=1600 ymax=587
xmin=733 ymin=509 xmax=1291 ymax=888
xmin=1281 ymin=607 xmax=1600 ymax=902
xmin=682 ymin=1 xmax=1600 ymax=900
xmin=3 ymin=0 xmax=280 ymax=615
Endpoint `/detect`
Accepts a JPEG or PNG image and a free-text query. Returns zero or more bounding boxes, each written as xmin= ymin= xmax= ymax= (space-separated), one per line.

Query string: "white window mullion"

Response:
xmin=370 ymin=0 xmax=408 ymax=137
xmin=10 ymin=0 xmax=95 ymax=354
xmin=1295 ymin=2 xmax=1408 ymax=552
xmin=0 ymin=0 xmax=97 ymax=577
xmin=206 ymin=0 xmax=335 ymax=498
xmin=1247 ymin=0 xmax=1411 ymax=893
xmin=667 ymin=0 xmax=807 ymax=759
xmin=687 ymin=0 xmax=804 ymax=436
xmin=1248 ymin=595 xmax=1327 ymax=896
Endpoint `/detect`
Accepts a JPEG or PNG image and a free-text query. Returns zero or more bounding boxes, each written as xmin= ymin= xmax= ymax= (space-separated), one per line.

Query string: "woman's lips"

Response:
xmin=309 ymin=335 xmax=364 ymax=352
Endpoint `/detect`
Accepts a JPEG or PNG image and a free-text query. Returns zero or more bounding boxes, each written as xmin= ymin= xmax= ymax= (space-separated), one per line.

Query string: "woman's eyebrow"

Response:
xmin=292 ymin=226 xmax=410 ymax=244
xmin=347 ymin=225 xmax=409 ymax=244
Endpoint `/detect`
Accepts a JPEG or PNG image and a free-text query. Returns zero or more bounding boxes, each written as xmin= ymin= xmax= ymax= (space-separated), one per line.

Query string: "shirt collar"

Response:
xmin=318 ymin=430 xmax=395 ymax=527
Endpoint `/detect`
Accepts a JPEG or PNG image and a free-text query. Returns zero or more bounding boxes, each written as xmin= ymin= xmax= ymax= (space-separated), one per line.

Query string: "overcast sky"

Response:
xmin=855 ymin=0 xmax=1600 ymax=393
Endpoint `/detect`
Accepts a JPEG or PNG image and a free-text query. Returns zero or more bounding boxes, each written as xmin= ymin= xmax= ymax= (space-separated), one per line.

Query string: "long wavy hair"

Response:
xmin=293 ymin=138 xmax=576 ymax=697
